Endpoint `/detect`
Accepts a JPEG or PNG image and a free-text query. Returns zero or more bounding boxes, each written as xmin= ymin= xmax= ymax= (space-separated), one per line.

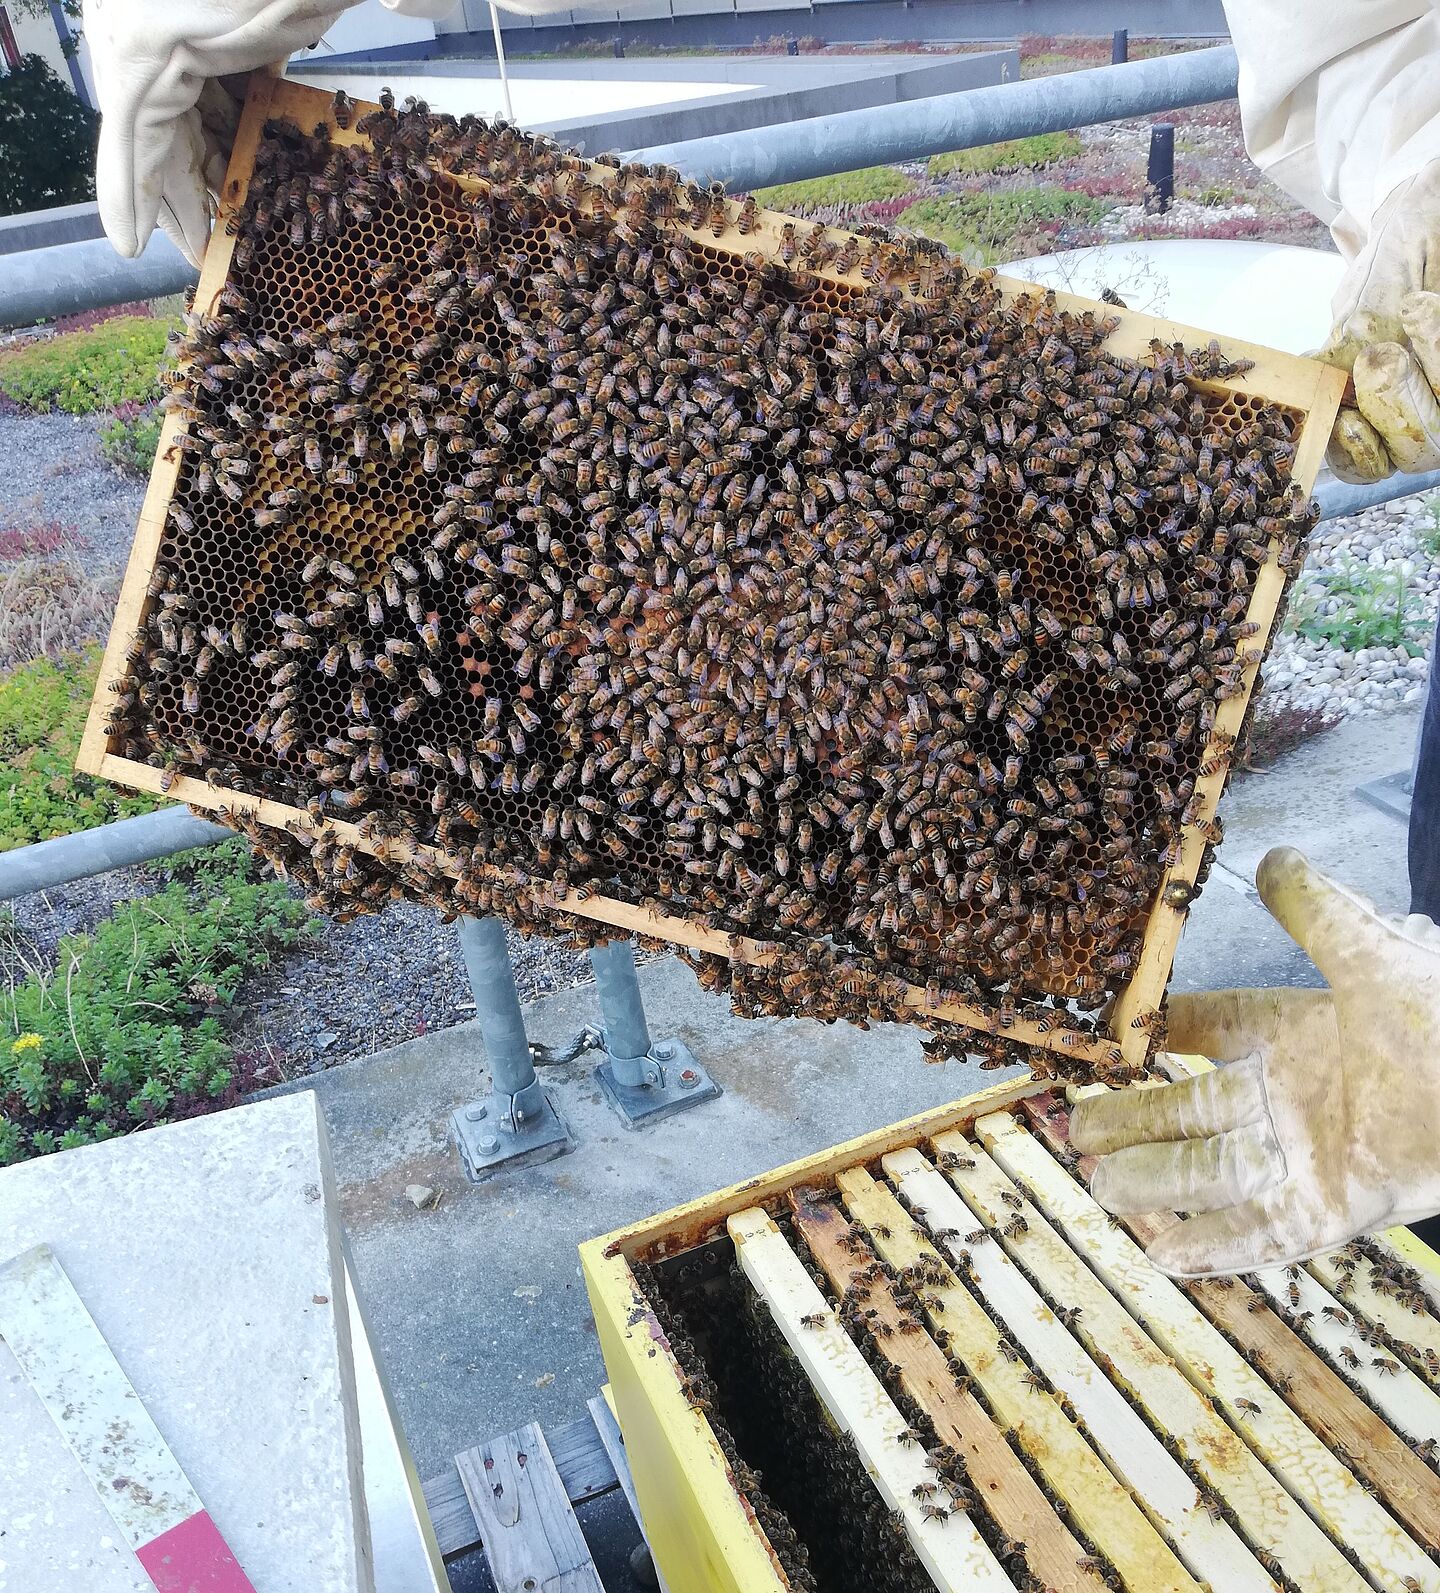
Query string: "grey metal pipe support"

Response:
xmin=627 ymin=44 xmax=1239 ymax=191
xmin=1316 ymin=470 xmax=1440 ymax=521
xmin=0 ymin=806 xmax=230 ymax=901
xmin=588 ymin=939 xmax=653 ymax=1083
xmin=455 ymin=914 xmax=544 ymax=1118
xmin=0 ymin=233 xmax=195 ymax=332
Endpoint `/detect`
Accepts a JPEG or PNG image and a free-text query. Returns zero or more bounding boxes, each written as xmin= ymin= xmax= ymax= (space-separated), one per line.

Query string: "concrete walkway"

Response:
xmin=270 ymin=705 xmax=1420 ymax=1586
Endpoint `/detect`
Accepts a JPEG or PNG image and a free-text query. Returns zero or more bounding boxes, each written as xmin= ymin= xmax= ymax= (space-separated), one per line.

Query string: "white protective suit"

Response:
xmin=1227 ymin=0 xmax=1440 ymax=478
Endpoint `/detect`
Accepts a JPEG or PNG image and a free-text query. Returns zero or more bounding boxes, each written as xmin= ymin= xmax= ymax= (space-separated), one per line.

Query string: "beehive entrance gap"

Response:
xmin=80 ymin=72 xmax=1348 ymax=1082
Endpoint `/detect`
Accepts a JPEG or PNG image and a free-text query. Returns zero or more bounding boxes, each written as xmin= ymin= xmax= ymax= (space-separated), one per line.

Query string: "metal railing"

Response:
xmin=0 ymin=46 xmax=1241 ymax=330
xmin=627 ymin=44 xmax=1239 ymax=189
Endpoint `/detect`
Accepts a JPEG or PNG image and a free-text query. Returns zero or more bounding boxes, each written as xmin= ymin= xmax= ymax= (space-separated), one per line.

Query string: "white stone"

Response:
xmin=0 ymin=1094 xmax=374 ymax=1593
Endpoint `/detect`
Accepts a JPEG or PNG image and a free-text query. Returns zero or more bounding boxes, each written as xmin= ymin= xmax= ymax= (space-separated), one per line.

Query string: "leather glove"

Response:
xmin=86 ymin=0 xmax=457 ymax=269
xmin=1070 ymin=846 xmax=1440 ymax=1277
xmin=1318 ymin=163 xmax=1440 ymax=482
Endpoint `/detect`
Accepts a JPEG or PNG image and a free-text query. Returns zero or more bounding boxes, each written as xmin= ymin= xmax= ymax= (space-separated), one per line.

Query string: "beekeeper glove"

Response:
xmin=86 ymin=0 xmax=457 ymax=270
xmin=1069 ymin=846 xmax=1440 ymax=1277
xmin=1318 ymin=165 xmax=1440 ymax=481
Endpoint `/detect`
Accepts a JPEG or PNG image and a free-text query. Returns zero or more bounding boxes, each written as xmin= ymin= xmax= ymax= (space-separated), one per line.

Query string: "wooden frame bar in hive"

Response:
xmin=77 ymin=71 xmax=1347 ymax=1074
xmin=580 ymin=1065 xmax=1440 ymax=1593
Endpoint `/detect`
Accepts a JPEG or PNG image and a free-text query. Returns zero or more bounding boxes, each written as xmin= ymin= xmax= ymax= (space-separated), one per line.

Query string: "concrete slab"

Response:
xmin=0 ymin=1094 xmax=373 ymax=1593
xmin=265 ymin=967 xmax=1019 ymax=1477
xmin=1169 ymin=710 xmax=1419 ymax=995
xmin=1213 ymin=710 xmax=1417 ymax=908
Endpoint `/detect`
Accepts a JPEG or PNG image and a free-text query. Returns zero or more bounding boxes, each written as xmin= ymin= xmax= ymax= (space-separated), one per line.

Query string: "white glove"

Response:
xmin=1070 ymin=847 xmax=1440 ymax=1277
xmin=86 ymin=0 xmax=458 ymax=269
xmin=1316 ymin=162 xmax=1440 ymax=482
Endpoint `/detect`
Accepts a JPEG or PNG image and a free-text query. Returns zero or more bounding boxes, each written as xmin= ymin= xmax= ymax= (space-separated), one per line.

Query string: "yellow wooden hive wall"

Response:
xmin=582 ymin=1064 xmax=1440 ymax=1593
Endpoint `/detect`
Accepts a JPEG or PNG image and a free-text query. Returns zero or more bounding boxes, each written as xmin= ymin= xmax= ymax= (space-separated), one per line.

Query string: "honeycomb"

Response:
xmin=86 ymin=77 xmax=1335 ymax=1083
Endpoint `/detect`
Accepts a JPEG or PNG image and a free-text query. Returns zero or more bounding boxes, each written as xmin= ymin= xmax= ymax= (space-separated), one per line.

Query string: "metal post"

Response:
xmin=0 ymin=807 xmax=229 ymax=901
xmin=48 ymin=0 xmax=90 ymax=108
xmin=1146 ymin=122 xmax=1174 ymax=214
xmin=449 ymin=916 xmax=573 ymax=1177
xmin=1 ymin=233 xmax=195 ymax=333
xmin=588 ymin=939 xmax=720 ymax=1127
xmin=4 ymin=47 xmax=1242 ymax=332
xmin=1111 ymin=29 xmax=1128 ymax=65
xmin=488 ymin=2 xmax=515 ymax=123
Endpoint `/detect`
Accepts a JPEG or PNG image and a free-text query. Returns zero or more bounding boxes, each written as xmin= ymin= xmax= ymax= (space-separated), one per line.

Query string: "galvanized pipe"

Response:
xmin=1315 ymin=471 xmax=1440 ymax=522
xmin=627 ymin=44 xmax=1239 ymax=191
xmin=3 ymin=48 xmax=1237 ymax=330
xmin=588 ymin=939 xmax=653 ymax=1076
xmin=0 ymin=807 xmax=229 ymax=901
xmin=456 ymin=914 xmax=545 ymax=1118
xmin=0 ymin=233 xmax=195 ymax=331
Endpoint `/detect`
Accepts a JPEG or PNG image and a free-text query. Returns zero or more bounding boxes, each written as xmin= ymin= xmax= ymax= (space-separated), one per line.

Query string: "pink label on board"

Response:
xmin=134 ymin=1509 xmax=257 ymax=1593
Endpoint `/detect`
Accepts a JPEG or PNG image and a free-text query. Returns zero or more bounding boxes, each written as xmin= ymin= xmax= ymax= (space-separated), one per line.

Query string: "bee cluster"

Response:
xmin=105 ymin=84 xmax=1316 ymax=1079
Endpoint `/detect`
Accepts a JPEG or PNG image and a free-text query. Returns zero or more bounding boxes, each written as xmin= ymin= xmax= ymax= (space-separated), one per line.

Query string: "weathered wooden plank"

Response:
xmin=422 ymin=1416 xmax=618 ymax=1558
xmin=547 ymin=1415 xmax=622 ymax=1507
xmin=786 ymin=1186 xmax=1106 ymax=1593
xmin=727 ymin=1206 xmax=1014 ymax=1592
xmin=835 ymin=1165 xmax=1202 ymax=1593
xmin=456 ymin=1422 xmax=604 ymax=1593
xmin=996 ymin=1104 xmax=1435 ymax=1593
xmin=887 ymin=1144 xmax=1276 ymax=1592
xmin=587 ymin=1396 xmax=642 ymax=1530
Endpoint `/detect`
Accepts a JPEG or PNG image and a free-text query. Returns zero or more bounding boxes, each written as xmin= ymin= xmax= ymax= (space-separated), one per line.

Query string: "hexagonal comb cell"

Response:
xmin=86 ymin=76 xmax=1336 ymax=1085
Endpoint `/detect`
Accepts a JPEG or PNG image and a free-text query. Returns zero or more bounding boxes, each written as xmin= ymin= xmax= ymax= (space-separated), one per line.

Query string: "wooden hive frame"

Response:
xmin=581 ymin=1064 xmax=1440 ymax=1593
xmin=78 ymin=71 xmax=1347 ymax=1074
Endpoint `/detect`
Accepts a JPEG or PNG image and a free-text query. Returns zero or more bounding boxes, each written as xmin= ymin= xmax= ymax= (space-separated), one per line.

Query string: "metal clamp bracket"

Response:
xmin=595 ymin=1035 xmax=720 ymax=1129
xmin=450 ymin=1090 xmax=573 ymax=1181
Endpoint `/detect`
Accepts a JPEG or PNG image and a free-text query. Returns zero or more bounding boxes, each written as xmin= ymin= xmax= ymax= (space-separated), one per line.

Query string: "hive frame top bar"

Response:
xmin=78 ymin=72 xmax=1347 ymax=1075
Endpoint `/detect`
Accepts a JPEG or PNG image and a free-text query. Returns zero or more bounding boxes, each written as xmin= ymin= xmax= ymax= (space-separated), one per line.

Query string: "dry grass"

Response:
xmin=0 ymin=557 xmax=117 ymax=671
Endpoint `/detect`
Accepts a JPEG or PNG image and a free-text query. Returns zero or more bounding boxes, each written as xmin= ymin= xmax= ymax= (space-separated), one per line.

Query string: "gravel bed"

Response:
xmin=0 ymin=409 xmax=143 ymax=568
xmin=1 ymin=868 xmax=164 ymax=969
xmin=228 ymin=903 xmax=601 ymax=1076
xmin=1262 ymin=490 xmax=1438 ymax=718
xmin=1098 ymin=198 xmax=1260 ymax=239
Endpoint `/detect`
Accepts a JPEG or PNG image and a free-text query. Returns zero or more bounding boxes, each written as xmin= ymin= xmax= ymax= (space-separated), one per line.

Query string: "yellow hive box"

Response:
xmin=582 ymin=1066 xmax=1440 ymax=1593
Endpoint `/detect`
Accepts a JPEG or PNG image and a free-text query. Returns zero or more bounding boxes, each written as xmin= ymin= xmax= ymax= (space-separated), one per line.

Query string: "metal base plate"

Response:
xmin=450 ymin=1090 xmax=574 ymax=1180
xmin=596 ymin=1041 xmax=720 ymax=1128
xmin=1356 ymin=767 xmax=1414 ymax=824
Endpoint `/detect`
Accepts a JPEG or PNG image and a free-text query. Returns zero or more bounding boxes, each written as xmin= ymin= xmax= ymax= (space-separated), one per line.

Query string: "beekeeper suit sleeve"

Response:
xmin=1225 ymin=1 xmax=1440 ymax=478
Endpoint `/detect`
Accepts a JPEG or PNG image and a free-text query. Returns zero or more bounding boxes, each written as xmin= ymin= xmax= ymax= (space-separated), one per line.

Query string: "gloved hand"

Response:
xmin=1318 ymin=163 xmax=1440 ymax=482
xmin=1070 ymin=846 xmax=1440 ymax=1277
xmin=86 ymin=0 xmax=457 ymax=269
